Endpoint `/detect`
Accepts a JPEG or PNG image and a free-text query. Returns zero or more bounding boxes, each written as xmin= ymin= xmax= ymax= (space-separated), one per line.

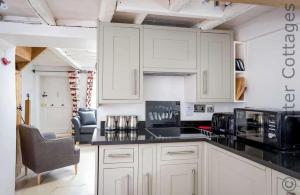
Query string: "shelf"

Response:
xmin=235 ymin=71 xmax=246 ymax=74
xmin=234 ymin=41 xmax=246 ymax=45
xmin=234 ymin=41 xmax=247 ymax=103
xmin=234 ymin=100 xmax=247 ymax=103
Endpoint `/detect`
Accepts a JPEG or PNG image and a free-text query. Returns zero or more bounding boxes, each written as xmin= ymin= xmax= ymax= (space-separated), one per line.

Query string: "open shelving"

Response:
xmin=234 ymin=41 xmax=247 ymax=102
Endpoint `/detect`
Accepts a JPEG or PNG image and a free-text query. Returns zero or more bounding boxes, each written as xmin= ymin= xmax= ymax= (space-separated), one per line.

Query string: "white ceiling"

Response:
xmin=46 ymin=0 xmax=100 ymax=21
xmin=0 ymin=0 xmax=275 ymax=28
xmin=31 ymin=49 xmax=71 ymax=67
xmin=0 ymin=0 xmax=35 ymax=17
xmin=0 ymin=0 xmax=275 ymax=69
xmin=30 ymin=48 xmax=96 ymax=70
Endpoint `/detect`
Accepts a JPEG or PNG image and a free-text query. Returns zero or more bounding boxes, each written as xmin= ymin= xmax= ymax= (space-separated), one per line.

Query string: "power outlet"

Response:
xmin=194 ymin=104 xmax=206 ymax=113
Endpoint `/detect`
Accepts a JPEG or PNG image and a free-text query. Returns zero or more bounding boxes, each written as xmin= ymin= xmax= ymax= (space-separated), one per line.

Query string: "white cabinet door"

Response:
xmin=100 ymin=25 xmax=141 ymax=101
xmin=144 ymin=27 xmax=197 ymax=72
xmin=102 ymin=167 xmax=134 ymax=195
xmin=198 ymin=32 xmax=233 ymax=102
xmin=158 ymin=163 xmax=198 ymax=195
xmin=138 ymin=145 xmax=157 ymax=195
xmin=272 ymin=170 xmax=300 ymax=195
xmin=205 ymin=144 xmax=271 ymax=195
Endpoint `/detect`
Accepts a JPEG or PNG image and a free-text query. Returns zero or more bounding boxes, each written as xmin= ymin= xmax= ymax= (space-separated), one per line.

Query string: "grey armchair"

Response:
xmin=19 ymin=125 xmax=80 ymax=184
xmin=71 ymin=108 xmax=97 ymax=143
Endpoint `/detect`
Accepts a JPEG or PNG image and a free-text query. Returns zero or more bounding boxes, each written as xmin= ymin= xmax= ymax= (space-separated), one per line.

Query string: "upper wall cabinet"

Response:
xmin=143 ymin=26 xmax=197 ymax=73
xmin=98 ymin=24 xmax=143 ymax=103
xmin=197 ymin=32 xmax=233 ymax=102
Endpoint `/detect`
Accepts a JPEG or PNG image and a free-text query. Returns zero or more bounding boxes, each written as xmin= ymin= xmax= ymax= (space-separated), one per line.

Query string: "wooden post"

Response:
xmin=37 ymin=174 xmax=41 ymax=185
xmin=25 ymin=94 xmax=31 ymax=125
xmin=75 ymin=164 xmax=78 ymax=175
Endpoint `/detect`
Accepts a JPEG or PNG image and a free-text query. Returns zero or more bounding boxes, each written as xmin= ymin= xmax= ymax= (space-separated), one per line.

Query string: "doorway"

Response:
xmin=39 ymin=75 xmax=72 ymax=135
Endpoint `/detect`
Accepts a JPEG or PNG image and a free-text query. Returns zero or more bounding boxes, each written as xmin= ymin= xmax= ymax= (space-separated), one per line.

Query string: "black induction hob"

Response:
xmin=145 ymin=127 xmax=210 ymax=139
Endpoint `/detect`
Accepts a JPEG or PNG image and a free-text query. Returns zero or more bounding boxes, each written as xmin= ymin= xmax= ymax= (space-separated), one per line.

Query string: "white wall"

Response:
xmin=0 ymin=46 xmax=16 ymax=195
xmin=97 ymin=75 xmax=239 ymax=122
xmin=22 ymin=65 xmax=97 ymax=129
xmin=21 ymin=63 xmax=36 ymax=124
xmin=234 ymin=8 xmax=300 ymax=109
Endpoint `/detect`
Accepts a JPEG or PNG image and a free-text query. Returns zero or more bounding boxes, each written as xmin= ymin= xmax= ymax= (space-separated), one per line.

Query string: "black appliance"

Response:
xmin=211 ymin=112 xmax=235 ymax=135
xmin=235 ymin=108 xmax=300 ymax=150
xmin=145 ymin=101 xmax=211 ymax=138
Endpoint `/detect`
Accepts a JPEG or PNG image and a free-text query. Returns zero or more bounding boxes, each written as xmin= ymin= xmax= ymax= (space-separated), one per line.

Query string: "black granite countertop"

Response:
xmin=208 ymin=136 xmax=300 ymax=180
xmin=91 ymin=128 xmax=300 ymax=180
xmin=91 ymin=128 xmax=208 ymax=145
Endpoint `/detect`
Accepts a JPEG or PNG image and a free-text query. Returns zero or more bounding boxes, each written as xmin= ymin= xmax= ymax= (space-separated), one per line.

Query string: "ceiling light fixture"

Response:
xmin=0 ymin=0 xmax=8 ymax=10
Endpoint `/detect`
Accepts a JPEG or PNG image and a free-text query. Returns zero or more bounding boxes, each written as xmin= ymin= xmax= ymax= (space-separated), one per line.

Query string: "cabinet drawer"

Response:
xmin=104 ymin=148 xmax=135 ymax=164
xmin=160 ymin=145 xmax=199 ymax=161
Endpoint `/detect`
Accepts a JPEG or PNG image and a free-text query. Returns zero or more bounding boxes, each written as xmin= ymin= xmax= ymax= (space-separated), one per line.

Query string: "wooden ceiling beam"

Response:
xmin=16 ymin=47 xmax=32 ymax=63
xmin=98 ymin=0 xmax=118 ymax=22
xmin=25 ymin=0 xmax=56 ymax=25
xmin=16 ymin=47 xmax=47 ymax=71
xmin=194 ymin=4 xmax=256 ymax=29
xmin=219 ymin=0 xmax=300 ymax=9
xmin=169 ymin=0 xmax=191 ymax=11
xmin=133 ymin=13 xmax=147 ymax=24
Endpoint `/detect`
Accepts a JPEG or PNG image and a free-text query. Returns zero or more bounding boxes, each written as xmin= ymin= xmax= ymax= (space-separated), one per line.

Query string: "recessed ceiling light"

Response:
xmin=0 ymin=0 xmax=8 ymax=10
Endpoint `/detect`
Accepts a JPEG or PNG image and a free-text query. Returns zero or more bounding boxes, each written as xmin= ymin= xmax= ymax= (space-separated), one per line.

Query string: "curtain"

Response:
xmin=85 ymin=71 xmax=95 ymax=108
xmin=68 ymin=71 xmax=80 ymax=116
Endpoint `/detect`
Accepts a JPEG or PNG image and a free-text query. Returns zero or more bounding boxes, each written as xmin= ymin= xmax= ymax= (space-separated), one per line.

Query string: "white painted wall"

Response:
xmin=0 ymin=46 xmax=16 ymax=195
xmin=97 ymin=75 xmax=239 ymax=122
xmin=22 ymin=63 xmax=36 ymax=124
xmin=234 ymin=8 xmax=300 ymax=109
xmin=22 ymin=64 xmax=97 ymax=130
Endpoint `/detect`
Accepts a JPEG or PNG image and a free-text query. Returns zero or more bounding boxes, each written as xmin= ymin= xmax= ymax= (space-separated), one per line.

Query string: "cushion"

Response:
xmin=79 ymin=111 xmax=96 ymax=125
xmin=80 ymin=125 xmax=97 ymax=134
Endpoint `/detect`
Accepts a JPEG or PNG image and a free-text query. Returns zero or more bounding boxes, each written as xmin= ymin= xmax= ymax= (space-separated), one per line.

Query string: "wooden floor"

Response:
xmin=15 ymin=145 xmax=96 ymax=195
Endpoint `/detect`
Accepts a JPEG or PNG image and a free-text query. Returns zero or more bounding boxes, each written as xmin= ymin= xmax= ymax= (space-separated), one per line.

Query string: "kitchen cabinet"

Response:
xmin=138 ymin=144 xmax=157 ymax=195
xmin=156 ymin=142 xmax=202 ymax=195
xmin=143 ymin=26 xmax=197 ymax=73
xmin=98 ymin=23 xmax=143 ymax=103
xmin=97 ymin=145 xmax=138 ymax=195
xmin=159 ymin=163 xmax=198 ymax=195
xmin=96 ymin=142 xmax=300 ymax=195
xmin=203 ymin=143 xmax=271 ymax=195
xmin=197 ymin=32 xmax=233 ymax=102
xmin=103 ymin=167 xmax=134 ymax=195
xmin=272 ymin=170 xmax=300 ymax=195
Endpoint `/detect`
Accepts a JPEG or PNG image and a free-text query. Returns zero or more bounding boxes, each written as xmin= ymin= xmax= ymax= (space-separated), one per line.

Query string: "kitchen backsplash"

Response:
xmin=97 ymin=76 xmax=244 ymax=122
xmin=97 ymin=102 xmax=241 ymax=122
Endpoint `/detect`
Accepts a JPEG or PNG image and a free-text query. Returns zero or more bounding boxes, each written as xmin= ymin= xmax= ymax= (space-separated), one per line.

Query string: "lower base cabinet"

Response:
xmin=97 ymin=145 xmax=138 ymax=195
xmin=204 ymin=143 xmax=271 ymax=195
xmin=96 ymin=142 xmax=299 ymax=195
xmin=160 ymin=163 xmax=198 ymax=195
xmin=138 ymin=144 xmax=157 ymax=195
xmin=103 ymin=167 xmax=134 ymax=195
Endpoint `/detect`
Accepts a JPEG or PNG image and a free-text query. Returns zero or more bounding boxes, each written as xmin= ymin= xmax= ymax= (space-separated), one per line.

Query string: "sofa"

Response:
xmin=19 ymin=124 xmax=80 ymax=184
xmin=71 ymin=108 xmax=97 ymax=143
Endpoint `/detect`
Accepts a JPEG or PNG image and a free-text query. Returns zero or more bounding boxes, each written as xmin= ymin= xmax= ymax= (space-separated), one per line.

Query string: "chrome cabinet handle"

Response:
xmin=127 ymin=174 xmax=130 ymax=195
xmin=192 ymin=169 xmax=196 ymax=195
xmin=146 ymin=173 xmax=151 ymax=195
xmin=107 ymin=154 xmax=131 ymax=158
xmin=167 ymin=151 xmax=195 ymax=155
xmin=133 ymin=69 xmax=138 ymax=95
xmin=203 ymin=70 xmax=208 ymax=94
